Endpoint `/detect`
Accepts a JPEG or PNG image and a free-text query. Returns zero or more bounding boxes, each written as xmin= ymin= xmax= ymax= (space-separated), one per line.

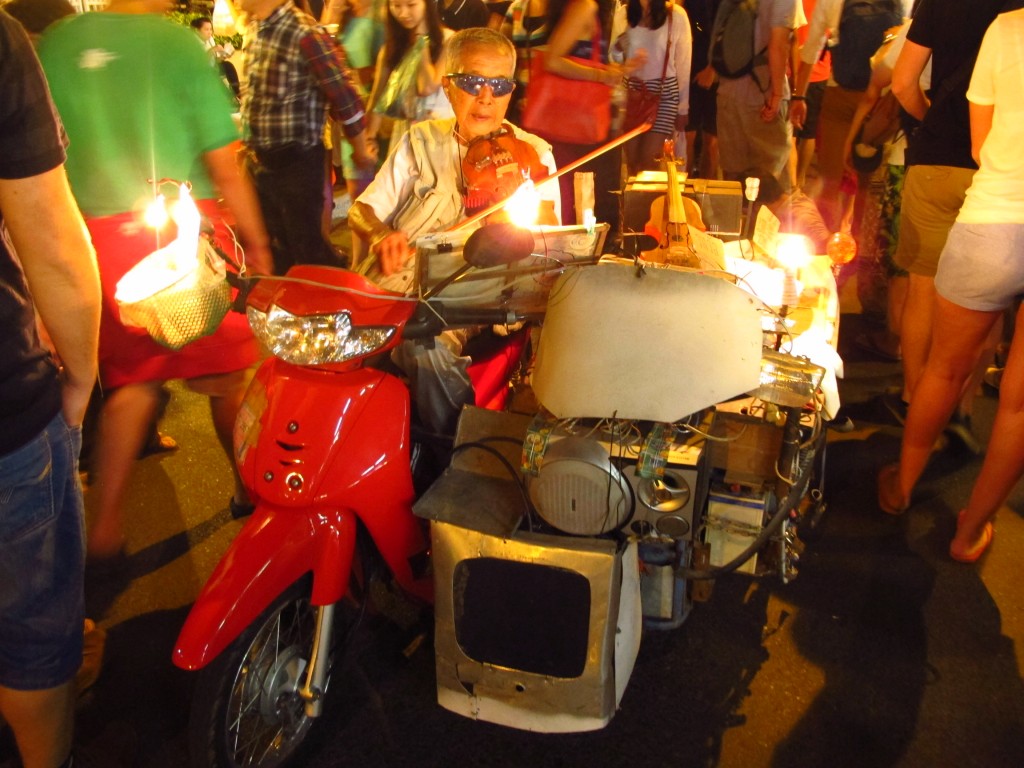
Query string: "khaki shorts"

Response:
xmin=893 ymin=165 xmax=976 ymax=277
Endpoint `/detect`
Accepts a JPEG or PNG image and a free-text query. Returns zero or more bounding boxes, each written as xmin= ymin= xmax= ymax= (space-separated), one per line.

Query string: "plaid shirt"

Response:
xmin=242 ymin=2 xmax=365 ymax=150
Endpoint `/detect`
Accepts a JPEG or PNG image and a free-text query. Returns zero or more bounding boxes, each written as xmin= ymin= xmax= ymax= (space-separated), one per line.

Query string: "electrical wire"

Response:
xmin=450 ymin=440 xmax=536 ymax=531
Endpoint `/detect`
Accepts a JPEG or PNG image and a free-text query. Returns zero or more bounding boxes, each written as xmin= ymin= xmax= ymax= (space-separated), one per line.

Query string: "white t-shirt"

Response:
xmin=613 ymin=5 xmax=693 ymax=116
xmin=959 ymin=9 xmax=1024 ymax=224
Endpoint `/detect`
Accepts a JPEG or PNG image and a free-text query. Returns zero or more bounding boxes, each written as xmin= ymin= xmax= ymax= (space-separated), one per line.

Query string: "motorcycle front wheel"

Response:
xmin=187 ymin=576 xmax=349 ymax=768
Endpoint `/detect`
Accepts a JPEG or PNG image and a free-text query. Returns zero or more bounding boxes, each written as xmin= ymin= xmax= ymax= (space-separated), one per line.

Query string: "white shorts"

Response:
xmin=935 ymin=221 xmax=1024 ymax=312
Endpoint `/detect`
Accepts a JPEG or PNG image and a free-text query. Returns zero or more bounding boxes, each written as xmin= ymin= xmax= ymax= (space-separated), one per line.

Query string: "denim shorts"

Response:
xmin=0 ymin=411 xmax=85 ymax=690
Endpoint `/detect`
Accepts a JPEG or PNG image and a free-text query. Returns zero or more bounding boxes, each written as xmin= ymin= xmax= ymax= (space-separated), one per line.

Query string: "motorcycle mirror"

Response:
xmin=462 ymin=223 xmax=536 ymax=268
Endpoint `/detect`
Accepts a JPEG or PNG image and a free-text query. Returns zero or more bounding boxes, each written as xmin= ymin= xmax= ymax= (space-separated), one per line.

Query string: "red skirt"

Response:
xmin=87 ymin=200 xmax=259 ymax=390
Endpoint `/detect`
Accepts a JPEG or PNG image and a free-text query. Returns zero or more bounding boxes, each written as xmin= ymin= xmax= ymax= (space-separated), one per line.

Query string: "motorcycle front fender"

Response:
xmin=172 ymin=504 xmax=356 ymax=671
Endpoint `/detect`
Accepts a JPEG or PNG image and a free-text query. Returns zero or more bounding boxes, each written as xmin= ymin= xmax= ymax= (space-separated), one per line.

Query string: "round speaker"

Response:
xmin=529 ymin=437 xmax=632 ymax=535
xmin=637 ymin=472 xmax=691 ymax=514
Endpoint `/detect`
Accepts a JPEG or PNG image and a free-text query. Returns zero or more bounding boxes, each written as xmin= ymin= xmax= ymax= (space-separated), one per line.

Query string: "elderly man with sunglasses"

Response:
xmin=349 ymin=26 xmax=561 ymax=434
xmin=351 ymin=26 xmax=561 ymax=278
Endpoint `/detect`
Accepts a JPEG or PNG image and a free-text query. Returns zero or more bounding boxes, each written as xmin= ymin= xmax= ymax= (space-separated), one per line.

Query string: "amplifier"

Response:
xmin=622 ymin=173 xmax=744 ymax=238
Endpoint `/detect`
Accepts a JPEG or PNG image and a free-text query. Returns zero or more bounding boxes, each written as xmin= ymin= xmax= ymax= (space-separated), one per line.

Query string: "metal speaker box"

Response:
xmin=622 ymin=173 xmax=744 ymax=238
xmin=622 ymin=455 xmax=705 ymax=542
xmin=431 ymin=521 xmax=642 ymax=732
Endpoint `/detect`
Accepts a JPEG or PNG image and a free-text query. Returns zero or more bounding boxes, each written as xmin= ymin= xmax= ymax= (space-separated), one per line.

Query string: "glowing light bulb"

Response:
xmin=503 ymin=180 xmax=541 ymax=227
xmin=827 ymin=231 xmax=857 ymax=268
xmin=144 ymin=194 xmax=168 ymax=229
xmin=775 ymin=233 xmax=813 ymax=271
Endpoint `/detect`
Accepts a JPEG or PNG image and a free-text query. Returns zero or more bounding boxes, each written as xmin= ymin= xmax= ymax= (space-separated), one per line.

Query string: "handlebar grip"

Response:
xmin=227 ymin=273 xmax=259 ymax=314
xmin=401 ymin=302 xmax=526 ymax=339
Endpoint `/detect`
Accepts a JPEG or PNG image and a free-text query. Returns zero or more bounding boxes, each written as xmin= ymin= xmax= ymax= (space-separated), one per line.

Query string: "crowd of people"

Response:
xmin=2 ymin=0 xmax=1024 ymax=765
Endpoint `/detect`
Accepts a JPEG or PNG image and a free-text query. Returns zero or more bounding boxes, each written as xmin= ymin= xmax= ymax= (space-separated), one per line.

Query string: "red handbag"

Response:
xmin=521 ymin=27 xmax=612 ymax=145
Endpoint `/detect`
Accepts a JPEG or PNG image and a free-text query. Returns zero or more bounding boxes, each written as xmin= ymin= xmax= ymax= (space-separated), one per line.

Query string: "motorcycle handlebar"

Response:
xmin=402 ymin=302 xmax=529 ymax=339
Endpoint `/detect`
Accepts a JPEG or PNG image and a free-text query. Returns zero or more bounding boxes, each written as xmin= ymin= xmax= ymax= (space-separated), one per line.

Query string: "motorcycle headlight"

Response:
xmin=248 ymin=304 xmax=396 ymax=365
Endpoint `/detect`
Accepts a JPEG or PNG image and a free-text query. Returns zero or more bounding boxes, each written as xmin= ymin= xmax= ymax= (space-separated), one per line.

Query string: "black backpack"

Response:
xmin=831 ymin=0 xmax=902 ymax=91
xmin=709 ymin=0 xmax=767 ymax=81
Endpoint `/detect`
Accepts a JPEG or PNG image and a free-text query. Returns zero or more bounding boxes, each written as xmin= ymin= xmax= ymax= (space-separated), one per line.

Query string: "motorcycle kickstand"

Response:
xmin=299 ymin=603 xmax=336 ymax=718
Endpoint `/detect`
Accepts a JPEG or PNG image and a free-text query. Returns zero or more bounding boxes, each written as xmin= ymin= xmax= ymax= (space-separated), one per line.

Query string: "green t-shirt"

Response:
xmin=38 ymin=12 xmax=239 ymax=217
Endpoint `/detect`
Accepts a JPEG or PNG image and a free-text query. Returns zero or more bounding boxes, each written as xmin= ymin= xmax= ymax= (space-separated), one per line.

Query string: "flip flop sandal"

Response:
xmin=950 ymin=511 xmax=994 ymax=563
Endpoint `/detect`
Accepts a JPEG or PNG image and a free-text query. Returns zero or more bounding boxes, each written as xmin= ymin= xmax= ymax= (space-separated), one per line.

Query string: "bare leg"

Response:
xmin=899 ymin=273 xmax=936 ymax=403
xmin=786 ymin=138 xmax=798 ymax=190
xmin=685 ymin=129 xmax=697 ymax=175
xmin=952 ymin=308 xmax=1024 ymax=554
xmin=625 ymin=132 xmax=672 ymax=177
xmin=890 ymin=295 xmax=999 ymax=507
xmin=796 ymin=137 xmax=816 ymax=192
xmin=700 ymin=134 xmax=719 ymax=180
xmin=956 ymin=315 xmax=1001 ymax=421
xmin=0 ymin=681 xmax=74 ymax=768
xmin=89 ymin=381 xmax=162 ymax=559
xmin=888 ymin=274 xmax=909 ymax=337
xmin=208 ymin=385 xmax=249 ymax=506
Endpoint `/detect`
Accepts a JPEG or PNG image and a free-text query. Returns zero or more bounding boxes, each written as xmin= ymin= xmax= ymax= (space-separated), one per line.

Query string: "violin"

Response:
xmin=641 ymin=139 xmax=704 ymax=267
xmin=461 ymin=124 xmax=549 ymax=216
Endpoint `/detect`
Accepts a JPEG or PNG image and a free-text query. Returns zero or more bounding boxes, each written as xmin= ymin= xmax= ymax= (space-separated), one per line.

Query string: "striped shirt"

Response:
xmin=242 ymin=2 xmax=365 ymax=150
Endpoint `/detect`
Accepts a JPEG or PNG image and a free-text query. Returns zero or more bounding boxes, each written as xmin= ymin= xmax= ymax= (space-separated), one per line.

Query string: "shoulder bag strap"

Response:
xmin=659 ymin=3 xmax=673 ymax=82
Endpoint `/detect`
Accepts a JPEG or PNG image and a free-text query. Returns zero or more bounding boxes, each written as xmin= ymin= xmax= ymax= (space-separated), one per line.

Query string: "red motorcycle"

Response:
xmin=173 ymin=212 xmax=841 ymax=767
xmin=172 ymin=223 xmax=606 ymax=768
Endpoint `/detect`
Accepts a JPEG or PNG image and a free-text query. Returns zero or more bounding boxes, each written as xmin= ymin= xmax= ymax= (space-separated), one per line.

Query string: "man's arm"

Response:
xmin=790 ymin=0 xmax=834 ymax=128
xmin=348 ymin=200 xmax=412 ymax=276
xmin=0 ymin=166 xmax=100 ymax=426
xmin=299 ymin=29 xmax=377 ymax=168
xmin=762 ymin=26 xmax=792 ymax=122
xmin=203 ymin=144 xmax=274 ymax=275
xmin=891 ymin=39 xmax=931 ymax=120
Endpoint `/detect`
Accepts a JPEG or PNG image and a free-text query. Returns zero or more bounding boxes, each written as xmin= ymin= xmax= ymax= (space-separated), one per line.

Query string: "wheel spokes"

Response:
xmin=225 ymin=599 xmax=316 ymax=767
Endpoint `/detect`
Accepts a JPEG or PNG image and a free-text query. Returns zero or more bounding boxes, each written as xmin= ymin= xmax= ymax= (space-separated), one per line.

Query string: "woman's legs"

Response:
xmin=900 ymin=272 xmax=936 ymax=402
xmin=89 ymin=381 xmax=163 ymax=559
xmin=208 ymin=387 xmax=249 ymax=508
xmin=882 ymin=294 xmax=1000 ymax=510
xmin=625 ymin=131 xmax=672 ymax=177
xmin=951 ymin=307 xmax=1024 ymax=555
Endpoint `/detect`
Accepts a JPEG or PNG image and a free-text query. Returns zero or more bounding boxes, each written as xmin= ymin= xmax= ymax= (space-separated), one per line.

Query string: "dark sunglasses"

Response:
xmin=445 ymin=73 xmax=516 ymax=97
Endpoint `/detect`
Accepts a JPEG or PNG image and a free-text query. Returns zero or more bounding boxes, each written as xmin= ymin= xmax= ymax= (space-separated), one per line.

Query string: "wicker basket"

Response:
xmin=116 ymin=238 xmax=231 ymax=350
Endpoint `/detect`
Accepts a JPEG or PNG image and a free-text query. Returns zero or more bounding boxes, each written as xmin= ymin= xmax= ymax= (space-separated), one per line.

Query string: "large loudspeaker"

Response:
xmin=431 ymin=521 xmax=642 ymax=733
xmin=622 ymin=174 xmax=744 ymax=239
xmin=415 ymin=407 xmax=642 ymax=733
